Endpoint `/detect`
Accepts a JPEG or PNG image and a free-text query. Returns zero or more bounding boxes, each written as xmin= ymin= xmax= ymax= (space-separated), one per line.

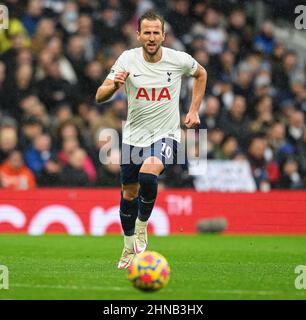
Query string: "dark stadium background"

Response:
xmin=0 ymin=0 xmax=306 ymax=301
xmin=0 ymin=0 xmax=305 ymax=191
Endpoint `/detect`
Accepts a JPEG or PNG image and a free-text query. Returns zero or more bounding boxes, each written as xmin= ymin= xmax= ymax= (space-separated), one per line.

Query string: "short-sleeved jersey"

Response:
xmin=107 ymin=47 xmax=198 ymax=147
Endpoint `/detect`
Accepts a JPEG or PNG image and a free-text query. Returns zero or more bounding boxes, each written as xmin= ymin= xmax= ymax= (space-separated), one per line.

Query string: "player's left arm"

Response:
xmin=184 ymin=64 xmax=207 ymax=129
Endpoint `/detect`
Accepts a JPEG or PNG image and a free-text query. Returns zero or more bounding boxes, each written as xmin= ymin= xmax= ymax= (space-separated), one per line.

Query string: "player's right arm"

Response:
xmin=95 ymin=72 xmax=129 ymax=103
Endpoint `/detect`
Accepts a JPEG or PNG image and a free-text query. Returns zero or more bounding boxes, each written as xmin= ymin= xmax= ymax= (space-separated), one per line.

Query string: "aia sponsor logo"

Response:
xmin=136 ymin=87 xmax=171 ymax=101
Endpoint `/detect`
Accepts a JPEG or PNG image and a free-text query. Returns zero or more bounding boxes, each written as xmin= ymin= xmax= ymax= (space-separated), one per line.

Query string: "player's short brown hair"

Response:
xmin=138 ymin=10 xmax=165 ymax=33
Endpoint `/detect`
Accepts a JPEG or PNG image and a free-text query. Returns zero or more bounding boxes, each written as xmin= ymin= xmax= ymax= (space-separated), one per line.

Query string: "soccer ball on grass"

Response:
xmin=128 ymin=251 xmax=170 ymax=292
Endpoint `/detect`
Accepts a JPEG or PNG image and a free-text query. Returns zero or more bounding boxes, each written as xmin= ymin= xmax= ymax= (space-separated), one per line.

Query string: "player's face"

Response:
xmin=137 ymin=19 xmax=165 ymax=56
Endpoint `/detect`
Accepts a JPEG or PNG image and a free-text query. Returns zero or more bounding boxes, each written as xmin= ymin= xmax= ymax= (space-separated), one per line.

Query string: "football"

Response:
xmin=127 ymin=251 xmax=170 ymax=292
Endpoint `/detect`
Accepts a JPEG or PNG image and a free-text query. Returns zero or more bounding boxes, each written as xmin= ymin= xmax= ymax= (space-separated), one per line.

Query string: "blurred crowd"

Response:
xmin=0 ymin=0 xmax=305 ymax=190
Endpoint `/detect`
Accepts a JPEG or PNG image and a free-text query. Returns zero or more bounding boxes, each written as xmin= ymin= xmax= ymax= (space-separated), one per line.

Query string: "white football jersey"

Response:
xmin=107 ymin=46 xmax=198 ymax=147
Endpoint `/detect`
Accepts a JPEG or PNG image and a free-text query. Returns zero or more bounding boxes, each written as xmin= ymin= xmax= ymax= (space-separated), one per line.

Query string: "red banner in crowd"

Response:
xmin=0 ymin=189 xmax=305 ymax=235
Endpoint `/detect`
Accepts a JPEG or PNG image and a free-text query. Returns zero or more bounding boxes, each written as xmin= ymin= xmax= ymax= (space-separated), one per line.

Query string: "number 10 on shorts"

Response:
xmin=161 ymin=143 xmax=172 ymax=159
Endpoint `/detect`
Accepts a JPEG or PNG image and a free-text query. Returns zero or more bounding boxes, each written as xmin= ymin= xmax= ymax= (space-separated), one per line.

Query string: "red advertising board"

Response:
xmin=0 ymin=189 xmax=305 ymax=235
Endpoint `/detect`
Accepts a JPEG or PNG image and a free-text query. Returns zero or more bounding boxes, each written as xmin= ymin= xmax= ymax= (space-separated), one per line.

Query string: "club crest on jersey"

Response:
xmin=135 ymin=87 xmax=171 ymax=101
xmin=167 ymin=72 xmax=172 ymax=82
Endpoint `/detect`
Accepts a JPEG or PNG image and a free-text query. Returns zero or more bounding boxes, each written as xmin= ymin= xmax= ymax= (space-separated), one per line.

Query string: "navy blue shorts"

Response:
xmin=120 ymin=138 xmax=178 ymax=185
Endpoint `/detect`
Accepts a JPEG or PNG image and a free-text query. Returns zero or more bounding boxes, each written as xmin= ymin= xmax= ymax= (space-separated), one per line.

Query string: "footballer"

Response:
xmin=96 ymin=11 xmax=207 ymax=268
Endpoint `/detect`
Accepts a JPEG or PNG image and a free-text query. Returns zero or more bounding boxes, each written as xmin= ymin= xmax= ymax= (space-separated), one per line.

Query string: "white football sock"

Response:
xmin=124 ymin=235 xmax=134 ymax=249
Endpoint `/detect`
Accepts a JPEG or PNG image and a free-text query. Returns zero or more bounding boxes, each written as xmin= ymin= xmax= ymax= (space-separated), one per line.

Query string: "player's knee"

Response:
xmin=138 ymin=172 xmax=158 ymax=200
xmin=141 ymin=157 xmax=164 ymax=176
xmin=122 ymin=186 xmax=139 ymax=200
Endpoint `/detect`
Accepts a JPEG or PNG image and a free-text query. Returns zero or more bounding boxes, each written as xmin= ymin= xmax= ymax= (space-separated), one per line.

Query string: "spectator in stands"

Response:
xmin=79 ymin=60 xmax=103 ymax=102
xmin=59 ymin=148 xmax=90 ymax=187
xmin=20 ymin=116 xmax=44 ymax=149
xmin=247 ymin=135 xmax=279 ymax=190
xmin=69 ymin=101 xmax=98 ymax=150
xmin=227 ymin=8 xmax=247 ymax=40
xmin=37 ymin=157 xmax=62 ymax=187
xmin=56 ymin=119 xmax=92 ymax=152
xmin=45 ymin=36 xmax=77 ymax=84
xmin=163 ymin=22 xmax=185 ymax=52
xmin=273 ymin=50 xmax=299 ymax=95
xmin=30 ymin=18 xmax=56 ymax=54
xmin=211 ymin=75 xmax=234 ymax=110
xmin=24 ymin=133 xmax=55 ymax=176
xmin=188 ymin=33 xmax=206 ymax=54
xmin=90 ymin=95 xmax=126 ymax=139
xmin=226 ymin=34 xmax=240 ymax=59
xmin=57 ymin=136 xmax=78 ymax=165
xmin=200 ymin=95 xmax=220 ymax=130
xmin=16 ymin=47 xmax=34 ymax=69
xmin=216 ymin=49 xmax=235 ymax=84
xmin=227 ymin=8 xmax=253 ymax=57
xmin=249 ymin=95 xmax=274 ymax=134
xmin=65 ymin=35 xmax=87 ymax=81
xmin=24 ymin=98 xmax=51 ymax=129
xmin=57 ymin=120 xmax=80 ymax=142
xmin=96 ymin=148 xmax=121 ymax=187
xmin=51 ymin=103 xmax=74 ymax=134
xmin=214 ymin=135 xmax=239 ymax=160
xmin=74 ymin=100 xmax=95 ymax=130
xmin=277 ymin=98 xmax=296 ymax=126
xmin=297 ymin=129 xmax=306 ymax=178
xmin=190 ymin=0 xmax=206 ymax=23
xmin=207 ymin=127 xmax=225 ymax=159
xmin=37 ymin=59 xmax=75 ymax=111
xmin=21 ymin=0 xmax=43 ymax=37
xmin=254 ymin=21 xmax=275 ymax=55
xmin=18 ymin=94 xmax=47 ymax=123
xmin=286 ymin=111 xmax=305 ymax=146
xmin=166 ymin=0 xmax=192 ymax=42
xmin=0 ymin=61 xmax=6 ymax=113
xmin=94 ymin=7 xmax=123 ymax=46
xmin=253 ymin=68 xmax=274 ymax=103
xmin=233 ymin=62 xmax=254 ymax=104
xmin=277 ymin=157 xmax=304 ymax=189
xmin=0 ymin=150 xmax=36 ymax=190
xmin=267 ymin=121 xmax=294 ymax=164
xmin=291 ymin=75 xmax=306 ymax=114
xmin=77 ymin=14 xmax=99 ymax=61
xmin=35 ymin=49 xmax=54 ymax=81
xmin=192 ymin=48 xmax=210 ymax=78
xmin=59 ymin=0 xmax=79 ymax=35
xmin=270 ymin=41 xmax=286 ymax=82
xmin=218 ymin=95 xmax=250 ymax=146
xmin=58 ymin=136 xmax=96 ymax=183
xmin=192 ymin=7 xmax=226 ymax=57
xmin=0 ymin=119 xmax=18 ymax=163
xmin=0 ymin=20 xmax=29 ymax=59
xmin=15 ymin=63 xmax=35 ymax=93
xmin=4 ymin=63 xmax=36 ymax=120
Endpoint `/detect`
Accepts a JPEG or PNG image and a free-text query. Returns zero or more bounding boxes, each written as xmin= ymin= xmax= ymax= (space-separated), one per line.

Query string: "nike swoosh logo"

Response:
xmin=133 ymin=240 xmax=146 ymax=255
xmin=133 ymin=74 xmax=142 ymax=77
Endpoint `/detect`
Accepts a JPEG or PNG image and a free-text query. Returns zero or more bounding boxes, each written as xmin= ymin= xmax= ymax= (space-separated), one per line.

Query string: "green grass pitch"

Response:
xmin=0 ymin=234 xmax=305 ymax=300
